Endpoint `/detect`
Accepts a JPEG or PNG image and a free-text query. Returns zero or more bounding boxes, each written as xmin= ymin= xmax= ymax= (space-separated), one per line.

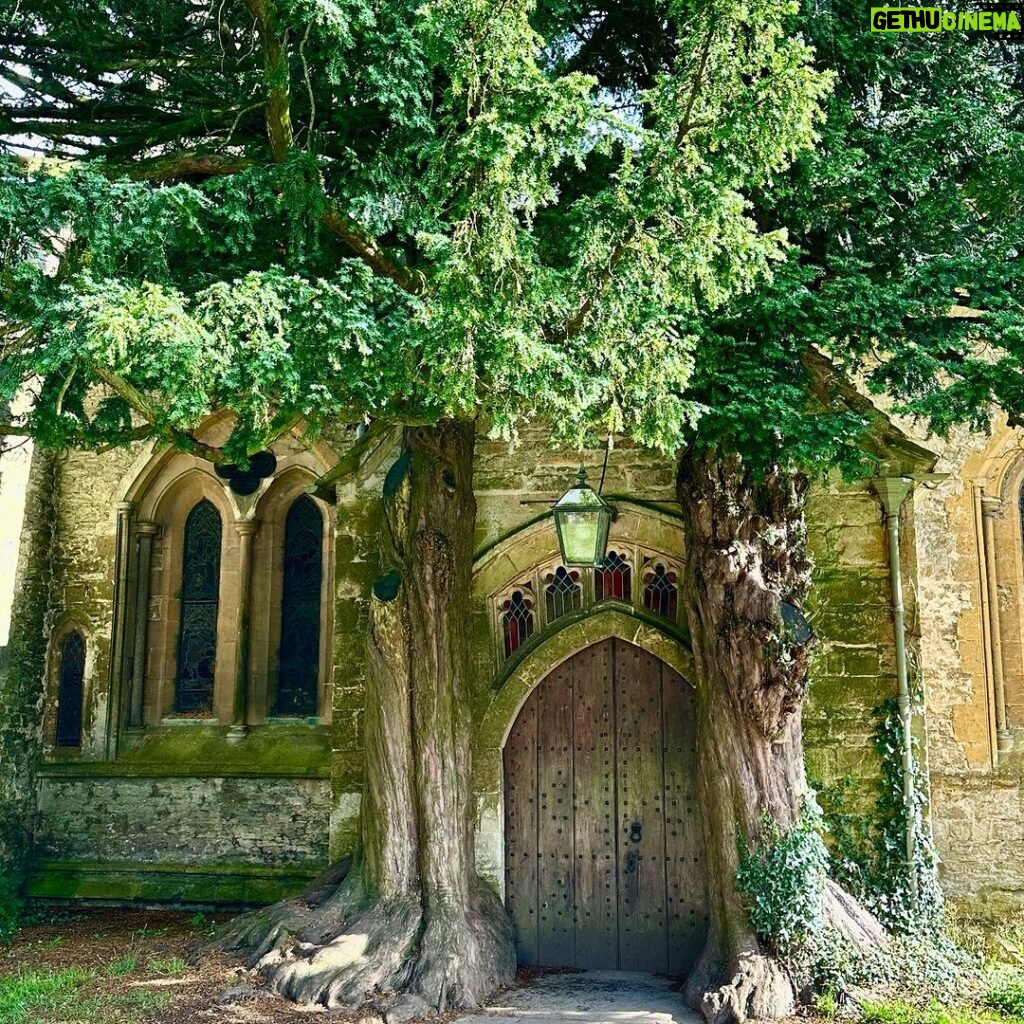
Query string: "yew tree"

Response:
xmin=0 ymin=0 xmax=829 ymax=1017
xmin=668 ymin=10 xmax=1024 ymax=1019
xmin=2 ymin=1 xmax=1022 ymax=1021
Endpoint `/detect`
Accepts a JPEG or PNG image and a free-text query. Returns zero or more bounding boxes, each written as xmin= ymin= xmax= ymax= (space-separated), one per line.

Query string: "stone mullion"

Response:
xmin=229 ymin=519 xmax=259 ymax=743
xmin=104 ymin=500 xmax=134 ymax=760
xmin=128 ymin=522 xmax=159 ymax=729
xmin=981 ymin=493 xmax=1012 ymax=756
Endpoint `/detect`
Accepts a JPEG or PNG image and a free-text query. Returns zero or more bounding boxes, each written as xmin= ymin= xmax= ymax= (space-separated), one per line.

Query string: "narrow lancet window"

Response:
xmin=596 ymin=550 xmax=632 ymax=602
xmin=275 ymin=495 xmax=324 ymax=716
xmin=642 ymin=563 xmax=678 ymax=621
xmin=55 ymin=631 xmax=85 ymax=747
xmin=545 ymin=566 xmax=582 ymax=623
xmin=175 ymin=499 xmax=222 ymax=713
xmin=502 ymin=590 xmax=535 ymax=659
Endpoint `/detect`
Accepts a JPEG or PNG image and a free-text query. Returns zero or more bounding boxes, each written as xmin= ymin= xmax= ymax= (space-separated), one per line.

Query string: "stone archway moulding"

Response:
xmin=472 ymin=607 xmax=696 ymax=896
xmin=473 ymin=500 xmax=686 ymax=599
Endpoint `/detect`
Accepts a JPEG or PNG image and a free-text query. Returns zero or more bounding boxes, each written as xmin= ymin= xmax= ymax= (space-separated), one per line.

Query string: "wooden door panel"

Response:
xmin=503 ymin=637 xmax=707 ymax=976
xmin=536 ymin=665 xmax=575 ymax=966
xmin=614 ymin=641 xmax=668 ymax=974
xmin=571 ymin=640 xmax=617 ymax=968
xmin=504 ymin=687 xmax=539 ymax=965
xmin=662 ymin=665 xmax=708 ymax=974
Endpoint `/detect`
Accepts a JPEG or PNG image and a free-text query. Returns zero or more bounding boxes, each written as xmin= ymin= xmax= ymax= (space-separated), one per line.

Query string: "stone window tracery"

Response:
xmin=174 ymin=499 xmax=222 ymax=714
xmin=642 ymin=562 xmax=678 ymax=621
xmin=544 ymin=566 xmax=582 ymax=623
xmin=596 ymin=550 xmax=632 ymax=602
xmin=502 ymin=589 xmax=535 ymax=659
xmin=491 ymin=542 xmax=683 ymax=664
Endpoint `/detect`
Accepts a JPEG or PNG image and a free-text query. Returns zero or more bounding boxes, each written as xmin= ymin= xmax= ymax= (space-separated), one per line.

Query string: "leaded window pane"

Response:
xmin=642 ymin=563 xmax=678 ymax=621
xmin=596 ymin=550 xmax=632 ymax=602
xmin=502 ymin=590 xmax=534 ymax=659
xmin=175 ymin=499 xmax=221 ymax=713
xmin=276 ymin=495 xmax=324 ymax=716
xmin=545 ymin=565 xmax=582 ymax=623
xmin=56 ymin=631 xmax=85 ymax=747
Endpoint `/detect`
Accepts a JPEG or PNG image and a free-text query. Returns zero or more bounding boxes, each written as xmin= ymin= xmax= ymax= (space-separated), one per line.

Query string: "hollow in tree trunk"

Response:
xmin=216 ymin=418 xmax=515 ymax=1020
xmin=677 ymin=450 xmax=886 ymax=1024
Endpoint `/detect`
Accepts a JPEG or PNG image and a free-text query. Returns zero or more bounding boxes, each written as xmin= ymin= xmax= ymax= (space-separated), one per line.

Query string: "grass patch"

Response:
xmin=145 ymin=955 xmax=186 ymax=977
xmin=859 ymin=998 xmax=1021 ymax=1024
xmin=104 ymin=953 xmax=138 ymax=977
xmin=0 ymin=967 xmax=94 ymax=1024
xmin=0 ymin=965 xmax=173 ymax=1024
xmin=987 ymin=972 xmax=1024 ymax=1016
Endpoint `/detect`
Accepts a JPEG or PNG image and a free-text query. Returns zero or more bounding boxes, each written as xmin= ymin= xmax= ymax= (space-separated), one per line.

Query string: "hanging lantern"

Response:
xmin=552 ymin=466 xmax=613 ymax=568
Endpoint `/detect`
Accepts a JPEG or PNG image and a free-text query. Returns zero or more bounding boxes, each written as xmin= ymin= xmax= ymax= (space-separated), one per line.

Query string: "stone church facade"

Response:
xmin=1 ymin=408 xmax=1023 ymax=948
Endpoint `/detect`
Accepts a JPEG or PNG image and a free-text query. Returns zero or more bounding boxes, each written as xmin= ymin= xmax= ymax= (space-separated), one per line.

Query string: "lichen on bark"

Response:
xmin=678 ymin=449 xmax=886 ymax=1023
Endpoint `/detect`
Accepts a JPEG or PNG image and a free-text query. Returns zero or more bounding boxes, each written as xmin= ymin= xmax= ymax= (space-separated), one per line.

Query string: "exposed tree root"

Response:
xmin=822 ymin=879 xmax=888 ymax=953
xmin=689 ymin=879 xmax=890 ymax=1024
xmin=699 ymin=952 xmax=796 ymax=1024
xmin=213 ymin=865 xmax=514 ymax=1019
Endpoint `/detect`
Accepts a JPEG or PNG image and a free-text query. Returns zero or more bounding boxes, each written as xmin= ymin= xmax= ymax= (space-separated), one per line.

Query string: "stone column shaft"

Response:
xmin=981 ymin=493 xmax=1012 ymax=755
xmin=128 ymin=522 xmax=159 ymax=728
xmin=228 ymin=520 xmax=258 ymax=743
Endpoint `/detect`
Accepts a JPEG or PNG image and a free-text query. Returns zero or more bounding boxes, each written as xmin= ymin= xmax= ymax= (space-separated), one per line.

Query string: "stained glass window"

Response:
xmin=544 ymin=565 xmax=582 ymax=623
xmin=502 ymin=590 xmax=535 ymax=659
xmin=55 ymin=631 xmax=85 ymax=747
xmin=596 ymin=550 xmax=632 ymax=602
xmin=275 ymin=495 xmax=324 ymax=716
xmin=643 ymin=563 xmax=678 ymax=621
xmin=175 ymin=499 xmax=221 ymax=714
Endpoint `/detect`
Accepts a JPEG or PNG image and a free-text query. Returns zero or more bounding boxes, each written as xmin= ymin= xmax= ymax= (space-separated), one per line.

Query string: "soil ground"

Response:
xmin=0 ymin=908 xmax=791 ymax=1024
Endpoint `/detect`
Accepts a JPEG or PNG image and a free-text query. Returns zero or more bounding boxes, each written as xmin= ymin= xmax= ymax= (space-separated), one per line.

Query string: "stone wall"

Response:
xmin=909 ymin=420 xmax=1024 ymax=916
xmin=803 ymin=474 xmax=903 ymax=826
xmin=13 ymin=423 xmax=362 ymax=904
xmin=14 ymin=413 xmax=1024 ymax=921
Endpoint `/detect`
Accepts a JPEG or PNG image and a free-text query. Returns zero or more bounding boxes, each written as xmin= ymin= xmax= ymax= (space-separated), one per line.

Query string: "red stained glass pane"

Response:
xmin=596 ymin=550 xmax=631 ymax=602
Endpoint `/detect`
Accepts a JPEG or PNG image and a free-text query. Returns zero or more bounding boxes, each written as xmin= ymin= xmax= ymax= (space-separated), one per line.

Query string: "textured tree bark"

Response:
xmin=677 ymin=450 xmax=885 ymax=1024
xmin=216 ymin=419 xmax=515 ymax=1020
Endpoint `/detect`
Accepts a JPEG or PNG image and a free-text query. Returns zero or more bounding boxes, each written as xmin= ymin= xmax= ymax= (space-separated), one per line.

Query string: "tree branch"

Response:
xmin=247 ymin=0 xmax=295 ymax=162
xmin=124 ymin=151 xmax=254 ymax=181
xmin=548 ymin=14 xmax=718 ymax=345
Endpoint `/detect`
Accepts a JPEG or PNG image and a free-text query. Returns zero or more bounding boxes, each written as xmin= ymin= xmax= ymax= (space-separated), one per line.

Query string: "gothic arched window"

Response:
xmin=275 ymin=495 xmax=324 ymax=716
xmin=55 ymin=630 xmax=85 ymax=747
xmin=544 ymin=566 xmax=582 ymax=623
xmin=643 ymin=563 xmax=678 ymax=621
xmin=175 ymin=499 xmax=222 ymax=713
xmin=596 ymin=550 xmax=632 ymax=602
xmin=502 ymin=590 xmax=535 ymax=659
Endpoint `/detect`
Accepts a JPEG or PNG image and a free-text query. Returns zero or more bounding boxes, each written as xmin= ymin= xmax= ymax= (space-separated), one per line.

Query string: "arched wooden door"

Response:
xmin=504 ymin=637 xmax=707 ymax=975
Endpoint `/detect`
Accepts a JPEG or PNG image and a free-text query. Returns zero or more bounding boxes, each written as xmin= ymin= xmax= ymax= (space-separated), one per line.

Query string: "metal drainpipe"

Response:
xmin=872 ymin=476 xmax=918 ymax=904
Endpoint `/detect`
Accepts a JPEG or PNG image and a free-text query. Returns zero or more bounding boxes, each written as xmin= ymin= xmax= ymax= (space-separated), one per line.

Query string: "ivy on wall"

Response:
xmin=816 ymin=692 xmax=944 ymax=937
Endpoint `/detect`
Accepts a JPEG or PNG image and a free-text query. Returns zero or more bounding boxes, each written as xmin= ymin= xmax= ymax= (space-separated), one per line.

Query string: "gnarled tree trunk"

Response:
xmin=678 ymin=450 xmax=885 ymax=1024
xmin=216 ymin=418 xmax=515 ymax=1020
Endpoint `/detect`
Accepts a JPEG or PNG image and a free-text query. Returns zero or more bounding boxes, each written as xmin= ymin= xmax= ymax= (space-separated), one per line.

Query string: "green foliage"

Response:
xmin=858 ymin=999 xmax=1011 ymax=1024
xmin=735 ymin=798 xmax=829 ymax=957
xmin=816 ymin=693 xmax=943 ymax=937
xmin=0 ymin=968 xmax=93 ymax=1024
xmin=0 ymin=0 xmax=832 ymax=459
xmin=986 ymin=970 xmax=1024 ymax=1017
xmin=0 ymin=2 xmax=1021 ymax=473
xmin=145 ymin=956 xmax=186 ymax=977
xmin=104 ymin=954 xmax=138 ymax=978
xmin=813 ymin=985 xmax=839 ymax=1018
xmin=0 ymin=813 xmax=28 ymax=944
